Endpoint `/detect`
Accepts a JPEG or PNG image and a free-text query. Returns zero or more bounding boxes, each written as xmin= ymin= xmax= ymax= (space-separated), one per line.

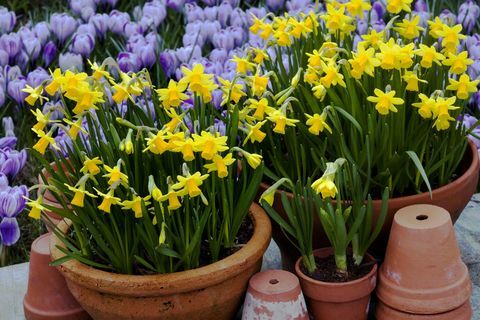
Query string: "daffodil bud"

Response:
xmin=124 ymin=129 xmax=134 ymax=154
xmin=260 ymin=178 xmax=292 ymax=206
xmin=159 ymin=222 xmax=167 ymax=244
xmin=291 ymin=68 xmax=303 ymax=88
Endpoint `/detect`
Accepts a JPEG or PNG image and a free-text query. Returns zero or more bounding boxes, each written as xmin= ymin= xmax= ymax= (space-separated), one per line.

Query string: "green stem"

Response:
xmin=302 ymin=253 xmax=317 ymax=274
xmin=335 ymin=253 xmax=348 ymax=274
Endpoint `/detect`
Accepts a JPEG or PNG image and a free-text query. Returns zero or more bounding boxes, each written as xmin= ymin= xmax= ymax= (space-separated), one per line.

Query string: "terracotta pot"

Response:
xmin=260 ymin=139 xmax=479 ymax=270
xmin=376 ymin=204 xmax=471 ymax=315
xmin=50 ymin=203 xmax=272 ymax=320
xmin=242 ymin=269 xmax=308 ymax=320
xmin=294 ymin=248 xmax=377 ymax=320
xmin=38 ymin=160 xmax=73 ymax=203
xmin=23 ymin=233 xmax=90 ymax=320
xmin=376 ymin=300 xmax=472 ymax=320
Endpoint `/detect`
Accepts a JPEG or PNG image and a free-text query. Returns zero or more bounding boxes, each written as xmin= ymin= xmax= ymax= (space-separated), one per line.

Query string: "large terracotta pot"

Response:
xmin=260 ymin=139 xmax=479 ymax=269
xmin=376 ymin=204 xmax=471 ymax=316
xmin=294 ymin=248 xmax=377 ymax=320
xmin=50 ymin=203 xmax=271 ymax=320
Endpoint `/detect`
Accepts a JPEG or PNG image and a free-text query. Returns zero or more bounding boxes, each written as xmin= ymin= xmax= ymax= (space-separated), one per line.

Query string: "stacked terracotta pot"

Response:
xmin=376 ymin=204 xmax=472 ymax=319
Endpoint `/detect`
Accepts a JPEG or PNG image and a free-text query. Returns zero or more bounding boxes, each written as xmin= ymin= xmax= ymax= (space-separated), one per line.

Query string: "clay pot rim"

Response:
xmin=261 ymin=139 xmax=478 ymax=203
xmin=294 ymin=247 xmax=377 ymax=288
xmin=50 ymin=202 xmax=272 ymax=296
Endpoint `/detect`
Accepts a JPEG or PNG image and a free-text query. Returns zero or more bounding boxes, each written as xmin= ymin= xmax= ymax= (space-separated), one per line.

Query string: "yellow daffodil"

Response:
xmin=25 ymin=195 xmax=46 ymax=219
xmin=64 ymin=117 xmax=88 ymax=140
xmin=171 ymin=137 xmax=196 ymax=161
xmin=394 ymin=15 xmax=424 ymax=39
xmin=442 ymin=51 xmax=473 ymax=74
xmin=311 ymin=177 xmax=337 ymax=198
xmin=446 ymin=74 xmax=480 ymax=99
xmin=248 ymin=98 xmax=275 ymax=120
xmin=377 ymin=38 xmax=405 ymax=70
xmin=31 ymin=109 xmax=50 ymax=132
xmin=386 ymin=0 xmax=412 ymax=14
xmin=345 ymin=0 xmax=371 ymax=17
xmin=249 ymin=73 xmax=269 ymax=97
xmin=360 ymin=29 xmax=385 ymax=49
xmin=192 ymin=131 xmax=229 ymax=160
xmin=80 ymin=156 xmax=103 ymax=175
xmin=45 ymin=69 xmax=65 ymax=95
xmin=259 ymin=178 xmax=292 ymax=206
xmin=320 ymin=4 xmax=354 ymax=34
xmin=240 ymin=150 xmax=263 ymax=169
xmin=204 ymin=153 xmax=236 ymax=178
xmin=159 ymin=185 xmax=184 ymax=210
xmin=103 ymin=164 xmax=128 ymax=186
xmin=319 ymin=60 xmax=346 ymax=88
xmin=65 ymin=182 xmax=97 ymax=207
xmin=266 ymin=109 xmax=300 ymax=134
xmin=367 ymin=88 xmax=404 ymax=115
xmin=32 ymin=128 xmax=60 ymax=155
xmin=414 ymin=44 xmax=445 ymax=68
xmin=231 ymin=55 xmax=255 ymax=74
xmin=218 ymin=77 xmax=246 ymax=105
xmin=288 ymin=17 xmax=312 ymax=38
xmin=144 ymin=130 xmax=170 ymax=154
xmin=23 ymin=85 xmax=48 ymax=106
xmin=427 ymin=17 xmax=445 ymax=39
xmin=412 ymin=93 xmax=437 ymax=119
xmin=312 ymin=83 xmax=327 ymax=101
xmin=249 ymin=15 xmax=265 ymax=35
xmin=403 ymin=71 xmax=427 ymax=91
xmin=305 ymin=112 xmax=332 ymax=135
xmin=156 ymin=79 xmax=189 ymax=109
xmin=437 ymin=24 xmax=466 ymax=54
xmin=244 ymin=120 xmax=267 ymax=144
xmin=173 ymin=172 xmax=209 ymax=198
xmin=122 ymin=194 xmax=151 ymax=218
xmin=432 ymin=96 xmax=459 ymax=119
xmin=95 ymin=188 xmax=122 ymax=214
xmin=348 ymin=44 xmax=380 ymax=79
xmin=89 ymin=60 xmax=110 ymax=80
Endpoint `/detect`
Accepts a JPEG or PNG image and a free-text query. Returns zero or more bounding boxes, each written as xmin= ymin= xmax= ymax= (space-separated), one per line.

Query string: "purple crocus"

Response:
xmin=218 ymin=2 xmax=233 ymax=27
xmin=33 ymin=22 xmax=51 ymax=46
xmin=70 ymin=0 xmax=97 ymax=20
xmin=117 ymin=52 xmax=141 ymax=72
xmin=468 ymin=59 xmax=480 ymax=80
xmin=204 ymin=6 xmax=218 ymax=21
xmin=0 ymin=137 xmax=16 ymax=149
xmin=166 ymin=0 xmax=185 ymax=11
xmin=89 ymin=14 xmax=109 ymax=38
xmin=0 ymin=184 xmax=28 ymax=246
xmin=212 ymin=29 xmax=235 ymax=51
xmin=466 ymin=34 xmax=480 ymax=59
xmin=142 ymin=0 xmax=167 ymax=28
xmin=42 ymin=41 xmax=57 ymax=67
xmin=0 ymin=87 xmax=4 ymax=107
xmin=7 ymin=77 xmax=27 ymax=105
xmin=0 ymin=33 xmax=21 ymax=62
xmin=230 ymin=8 xmax=247 ymax=27
xmin=0 ymin=7 xmax=16 ymax=34
xmin=2 ymin=117 xmax=14 ymax=137
xmin=123 ymin=22 xmax=143 ymax=38
xmin=370 ymin=1 xmax=386 ymax=22
xmin=70 ymin=32 xmax=95 ymax=57
xmin=457 ymin=0 xmax=480 ymax=34
xmin=50 ymin=13 xmax=79 ymax=43
xmin=440 ymin=9 xmax=457 ymax=26
xmin=59 ymin=52 xmax=84 ymax=71
xmin=0 ymin=149 xmax=27 ymax=180
xmin=266 ymin=0 xmax=284 ymax=12
xmin=185 ymin=3 xmax=205 ymax=22
xmin=209 ymin=48 xmax=228 ymax=64
xmin=27 ymin=67 xmax=50 ymax=88
xmin=159 ymin=49 xmax=179 ymax=77
xmin=5 ymin=65 xmax=22 ymax=82
xmin=108 ymin=10 xmax=131 ymax=34
xmin=139 ymin=44 xmax=157 ymax=68
xmin=0 ymin=50 xmax=7 ymax=66
xmin=22 ymin=36 xmax=42 ymax=61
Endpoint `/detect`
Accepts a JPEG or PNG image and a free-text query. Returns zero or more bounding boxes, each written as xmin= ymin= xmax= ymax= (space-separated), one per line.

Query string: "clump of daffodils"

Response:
xmin=234 ymin=2 xmax=478 ymax=196
xmin=24 ymin=62 xmax=264 ymax=274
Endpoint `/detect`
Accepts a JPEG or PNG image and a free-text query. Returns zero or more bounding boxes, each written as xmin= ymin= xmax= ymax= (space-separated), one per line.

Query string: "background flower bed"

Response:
xmin=1 ymin=0 xmax=480 ymax=266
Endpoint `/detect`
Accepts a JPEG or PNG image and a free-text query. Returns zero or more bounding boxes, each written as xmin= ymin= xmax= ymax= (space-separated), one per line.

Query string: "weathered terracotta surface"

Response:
xmin=50 ymin=203 xmax=272 ymax=320
xmin=23 ymin=233 xmax=90 ymax=320
xmin=261 ymin=140 xmax=479 ymax=269
xmin=375 ymin=300 xmax=472 ymax=319
xmin=376 ymin=204 xmax=472 ymax=315
xmin=295 ymin=248 xmax=377 ymax=320
xmin=242 ymin=269 xmax=308 ymax=320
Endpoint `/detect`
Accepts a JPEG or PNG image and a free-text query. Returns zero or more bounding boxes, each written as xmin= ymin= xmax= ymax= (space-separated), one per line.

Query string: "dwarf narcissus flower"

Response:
xmin=244 ymin=120 xmax=267 ymax=144
xmin=192 ymin=131 xmax=229 ymax=160
xmin=312 ymin=83 xmax=327 ymax=101
xmin=248 ymin=98 xmax=275 ymax=120
xmin=259 ymin=178 xmax=292 ymax=206
xmin=64 ymin=117 xmax=88 ymax=140
xmin=171 ymin=137 xmax=196 ymax=162
xmin=89 ymin=60 xmax=110 ymax=81
xmin=95 ymin=188 xmax=122 ymax=214
xmin=156 ymin=79 xmax=189 ymax=109
xmin=345 ymin=0 xmax=371 ymax=18
xmin=249 ymin=73 xmax=269 ymax=97
xmin=287 ymin=17 xmax=312 ymax=38
xmin=70 ymin=87 xmax=103 ymax=115
xmin=367 ymin=88 xmax=404 ymax=115
xmin=32 ymin=128 xmax=60 ymax=155
xmin=437 ymin=24 xmax=467 ymax=54
xmin=377 ymin=38 xmax=403 ymax=70
xmin=446 ymin=74 xmax=480 ymax=100
xmin=103 ymin=164 xmax=128 ymax=186
xmin=414 ymin=44 xmax=445 ymax=68
xmin=394 ymin=15 xmax=424 ymax=39
xmin=348 ymin=44 xmax=380 ymax=79
xmin=311 ymin=158 xmax=345 ymax=199
xmin=427 ymin=17 xmax=445 ymax=39
xmin=442 ymin=51 xmax=473 ymax=74
xmin=386 ymin=0 xmax=412 ymax=14
xmin=144 ymin=130 xmax=170 ymax=155
xmin=403 ymin=71 xmax=427 ymax=92
xmin=173 ymin=170 xmax=209 ymax=198
xmin=122 ymin=194 xmax=151 ymax=218
xmin=25 ymin=195 xmax=46 ymax=220
xmin=305 ymin=112 xmax=332 ymax=135
xmin=159 ymin=182 xmax=184 ymax=211
xmin=231 ymin=55 xmax=255 ymax=74
xmin=320 ymin=4 xmax=354 ymax=34
xmin=218 ymin=77 xmax=246 ymax=105
xmin=266 ymin=109 xmax=300 ymax=134
xmin=31 ymin=109 xmax=51 ymax=132
xmin=204 ymin=153 xmax=236 ymax=178
xmin=319 ymin=60 xmax=346 ymax=88
xmin=80 ymin=156 xmax=102 ymax=175
xmin=65 ymin=181 xmax=97 ymax=207
xmin=412 ymin=93 xmax=437 ymax=119
xmin=45 ymin=68 xmax=65 ymax=95
xmin=23 ymin=85 xmax=48 ymax=106
xmin=360 ymin=30 xmax=385 ymax=49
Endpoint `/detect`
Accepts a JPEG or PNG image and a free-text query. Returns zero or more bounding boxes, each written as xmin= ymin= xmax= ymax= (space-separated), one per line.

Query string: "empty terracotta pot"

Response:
xmin=376 ymin=300 xmax=472 ymax=320
xmin=23 ymin=233 xmax=90 ymax=320
xmin=50 ymin=203 xmax=272 ymax=320
xmin=295 ymin=248 xmax=377 ymax=320
xmin=242 ymin=269 xmax=308 ymax=320
xmin=376 ymin=204 xmax=471 ymax=315
xmin=260 ymin=139 xmax=479 ymax=270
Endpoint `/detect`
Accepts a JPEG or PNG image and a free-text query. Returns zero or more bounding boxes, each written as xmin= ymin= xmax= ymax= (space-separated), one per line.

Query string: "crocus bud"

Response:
xmin=183 ymin=32 xmax=205 ymax=47
xmin=159 ymin=49 xmax=179 ymax=77
xmin=77 ymin=23 xmax=97 ymax=37
xmin=33 ymin=22 xmax=51 ymax=45
xmin=372 ymin=19 xmax=386 ymax=32
xmin=371 ymin=1 xmax=386 ymax=22
xmin=0 ymin=49 xmax=8 ymax=66
xmin=0 ymin=7 xmax=16 ymax=34
xmin=89 ymin=14 xmax=109 ymax=38
xmin=5 ymin=65 xmax=22 ymax=82
xmin=22 ymin=36 xmax=42 ymax=61
xmin=201 ymin=20 xmax=221 ymax=41
xmin=143 ymin=0 xmax=167 ymax=28
xmin=266 ymin=0 xmax=284 ymax=12
xmin=59 ymin=52 xmax=84 ymax=71
xmin=7 ymin=77 xmax=27 ymax=105
xmin=185 ymin=3 xmax=204 ymax=22
xmin=0 ymin=148 xmax=27 ymax=180
xmin=70 ymin=0 xmax=96 ymax=18
xmin=123 ymin=22 xmax=143 ymax=38
xmin=42 ymin=41 xmax=57 ymax=67
xmin=167 ymin=0 xmax=185 ymax=11
xmin=50 ymin=13 xmax=79 ymax=43
xmin=0 ymin=33 xmax=21 ymax=61
xmin=212 ymin=29 xmax=235 ymax=51
xmin=230 ymin=8 xmax=246 ymax=27
xmin=218 ymin=2 xmax=233 ymax=27
xmin=2 ymin=117 xmax=14 ymax=137
xmin=209 ymin=48 xmax=228 ymax=63
xmin=204 ymin=6 xmax=218 ymax=21
xmin=27 ymin=67 xmax=50 ymax=88
xmin=108 ymin=10 xmax=130 ymax=34
xmin=468 ymin=60 xmax=480 ymax=80
xmin=457 ymin=0 xmax=480 ymax=33
xmin=71 ymin=32 xmax=95 ymax=57
xmin=439 ymin=9 xmax=457 ymax=26
xmin=0 ymin=87 xmax=5 ymax=107
xmin=140 ymin=43 xmax=156 ymax=68
xmin=117 ymin=52 xmax=141 ymax=73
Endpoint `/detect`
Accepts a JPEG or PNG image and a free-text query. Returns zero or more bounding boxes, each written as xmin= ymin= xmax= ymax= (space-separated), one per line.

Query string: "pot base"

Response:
xmin=375 ymin=300 xmax=472 ymax=320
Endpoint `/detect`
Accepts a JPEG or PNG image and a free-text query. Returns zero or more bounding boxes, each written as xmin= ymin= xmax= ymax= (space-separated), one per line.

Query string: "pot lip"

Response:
xmin=261 ymin=139 xmax=479 ymax=203
xmin=50 ymin=202 xmax=271 ymax=296
xmin=294 ymin=247 xmax=377 ymax=287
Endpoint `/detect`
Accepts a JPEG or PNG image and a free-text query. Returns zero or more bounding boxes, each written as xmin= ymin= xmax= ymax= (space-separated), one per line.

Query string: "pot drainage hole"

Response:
xmin=416 ymin=214 xmax=428 ymax=221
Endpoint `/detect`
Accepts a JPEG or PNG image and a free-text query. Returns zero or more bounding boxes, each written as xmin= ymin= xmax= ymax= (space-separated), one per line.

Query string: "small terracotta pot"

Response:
xmin=376 ymin=204 xmax=471 ymax=315
xmin=242 ymin=269 xmax=308 ymax=320
xmin=23 ymin=233 xmax=90 ymax=320
xmin=50 ymin=203 xmax=272 ymax=320
xmin=294 ymin=248 xmax=377 ymax=320
xmin=376 ymin=300 xmax=472 ymax=320
xmin=260 ymin=140 xmax=479 ymax=270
